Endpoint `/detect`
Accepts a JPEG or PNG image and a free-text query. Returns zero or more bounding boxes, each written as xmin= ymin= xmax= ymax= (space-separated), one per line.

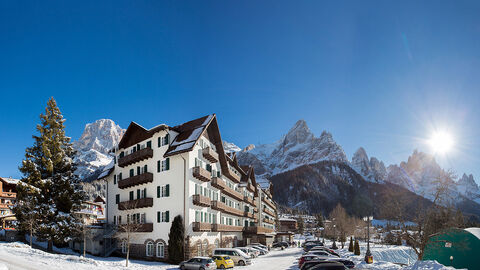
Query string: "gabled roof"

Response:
xmin=0 ymin=177 xmax=19 ymax=185
xmin=118 ymin=122 xmax=169 ymax=150
xmin=164 ymin=114 xmax=215 ymax=157
xmin=94 ymin=196 xmax=106 ymax=204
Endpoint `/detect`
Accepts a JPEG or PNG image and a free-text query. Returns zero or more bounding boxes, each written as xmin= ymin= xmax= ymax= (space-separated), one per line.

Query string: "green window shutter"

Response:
xmin=157 ymin=186 xmax=160 ymax=198
xmin=120 ymin=152 xmax=124 ymax=158
xmin=157 ymin=160 xmax=160 ymax=172
xmin=166 ymin=211 xmax=170 ymax=222
xmin=157 ymin=211 xmax=160 ymax=223
xmin=114 ymin=175 xmax=116 ymax=184
xmin=166 ymin=158 xmax=170 ymax=170
xmin=166 ymin=184 xmax=170 ymax=197
xmin=116 ymin=194 xmax=119 ymax=204
xmin=158 ymin=137 xmax=161 ymax=148
xmin=130 ymin=169 xmax=134 ymax=177
xmin=137 ymin=189 xmax=140 ymax=199
xmin=129 ymin=191 xmax=134 ymax=201
xmin=137 ymin=166 xmax=140 ymax=175
xmin=119 ymin=173 xmax=122 ymax=180
xmin=147 ymin=141 xmax=151 ymax=148
xmin=165 ymin=134 xmax=170 ymax=144
xmin=144 ymin=164 xmax=148 ymax=173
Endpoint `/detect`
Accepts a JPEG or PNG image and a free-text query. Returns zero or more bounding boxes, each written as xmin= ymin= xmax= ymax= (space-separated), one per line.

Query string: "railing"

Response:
xmin=118 ymin=147 xmax=153 ymax=168
xmin=118 ymin=172 xmax=153 ymax=189
xmin=211 ymin=224 xmax=243 ymax=232
xmin=192 ymin=166 xmax=211 ymax=182
xmin=222 ymin=204 xmax=244 ymax=217
xmin=243 ymin=226 xmax=274 ymax=234
xmin=246 ymin=182 xmax=255 ymax=192
xmin=262 ymin=197 xmax=276 ymax=210
xmin=222 ymin=186 xmax=243 ymax=201
xmin=211 ymin=177 xmax=226 ymax=190
xmin=211 ymin=200 xmax=226 ymax=211
xmin=202 ymin=147 xmax=219 ymax=163
xmin=244 ymin=211 xmax=255 ymax=219
xmin=117 ymin=223 xmax=153 ymax=232
xmin=263 ymin=218 xmax=275 ymax=225
xmin=192 ymin=194 xmax=211 ymax=207
xmin=225 ymin=169 xmax=241 ymax=183
xmin=118 ymin=197 xmax=153 ymax=210
xmin=192 ymin=222 xmax=212 ymax=232
xmin=263 ymin=207 xmax=275 ymax=217
xmin=0 ymin=192 xmax=16 ymax=198
xmin=243 ymin=195 xmax=255 ymax=205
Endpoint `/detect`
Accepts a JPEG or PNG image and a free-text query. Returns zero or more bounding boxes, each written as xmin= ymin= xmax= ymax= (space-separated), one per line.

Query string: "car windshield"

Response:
xmin=224 ymin=256 xmax=231 ymax=260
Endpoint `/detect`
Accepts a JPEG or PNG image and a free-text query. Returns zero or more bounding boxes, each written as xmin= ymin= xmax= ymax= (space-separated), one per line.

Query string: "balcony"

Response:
xmin=243 ymin=195 xmax=255 ymax=206
xmin=222 ymin=205 xmax=244 ymax=217
xmin=118 ymin=223 xmax=153 ymax=232
xmin=244 ymin=211 xmax=255 ymax=219
xmin=202 ymin=147 xmax=219 ymax=163
xmin=118 ymin=172 xmax=153 ymax=189
xmin=243 ymin=226 xmax=274 ymax=234
xmin=211 ymin=224 xmax=243 ymax=232
xmin=192 ymin=222 xmax=212 ymax=232
xmin=0 ymin=192 xmax=16 ymax=198
xmin=225 ymin=169 xmax=241 ymax=183
xmin=246 ymin=182 xmax=255 ymax=192
xmin=263 ymin=218 xmax=275 ymax=225
xmin=193 ymin=166 xmax=211 ymax=182
xmin=0 ymin=203 xmax=13 ymax=209
xmin=211 ymin=177 xmax=226 ymax=190
xmin=118 ymin=148 xmax=153 ymax=168
xmin=193 ymin=194 xmax=211 ymax=207
xmin=222 ymin=186 xmax=243 ymax=201
xmin=211 ymin=200 xmax=226 ymax=211
xmin=263 ymin=208 xmax=275 ymax=217
xmin=262 ymin=197 xmax=276 ymax=210
xmin=118 ymin=197 xmax=153 ymax=210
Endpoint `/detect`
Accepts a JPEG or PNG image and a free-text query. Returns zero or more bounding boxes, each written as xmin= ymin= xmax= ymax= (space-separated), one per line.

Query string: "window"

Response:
xmin=158 ymin=157 xmax=170 ymax=172
xmin=158 ymin=135 xmax=170 ymax=147
xmin=129 ymin=191 xmax=134 ymax=201
xmin=114 ymin=175 xmax=117 ymax=184
xmin=214 ymin=239 xmax=219 ymax=248
xmin=202 ymin=240 xmax=208 ymax=256
xmin=156 ymin=242 xmax=165 ymax=258
xmin=146 ymin=141 xmax=152 ymax=149
xmin=118 ymin=216 xmax=122 ymax=224
xmin=146 ymin=241 xmax=154 ymax=256
xmin=116 ymin=194 xmax=120 ymax=204
xmin=157 ymin=211 xmax=170 ymax=222
xmin=129 ymin=169 xmax=134 ymax=177
xmin=113 ymin=215 xmax=117 ymax=225
xmin=157 ymin=185 xmax=170 ymax=198
xmin=121 ymin=240 xmax=127 ymax=254
xmin=119 ymin=173 xmax=122 ymax=181
xmin=137 ymin=189 xmax=140 ymax=199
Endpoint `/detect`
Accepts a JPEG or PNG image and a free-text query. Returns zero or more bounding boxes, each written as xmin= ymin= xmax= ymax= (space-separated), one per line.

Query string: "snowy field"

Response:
xmin=0 ymin=241 xmax=461 ymax=270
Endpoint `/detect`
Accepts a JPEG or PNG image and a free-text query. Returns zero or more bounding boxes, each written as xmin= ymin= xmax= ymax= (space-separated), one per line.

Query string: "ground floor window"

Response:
xmin=146 ymin=241 xmax=154 ymax=256
xmin=121 ymin=240 xmax=127 ymax=254
xmin=156 ymin=242 xmax=165 ymax=258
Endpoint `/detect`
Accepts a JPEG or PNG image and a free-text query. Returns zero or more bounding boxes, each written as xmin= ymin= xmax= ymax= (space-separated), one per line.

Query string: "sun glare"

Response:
xmin=429 ymin=131 xmax=454 ymax=154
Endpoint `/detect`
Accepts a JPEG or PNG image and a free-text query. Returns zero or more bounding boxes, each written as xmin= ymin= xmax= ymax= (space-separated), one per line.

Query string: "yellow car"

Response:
xmin=212 ymin=255 xmax=234 ymax=269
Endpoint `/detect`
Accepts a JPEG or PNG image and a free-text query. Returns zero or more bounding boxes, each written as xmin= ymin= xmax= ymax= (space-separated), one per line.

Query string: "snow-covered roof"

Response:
xmin=465 ymin=227 xmax=480 ymax=240
xmin=279 ymin=218 xmax=297 ymax=222
xmin=0 ymin=177 xmax=20 ymax=185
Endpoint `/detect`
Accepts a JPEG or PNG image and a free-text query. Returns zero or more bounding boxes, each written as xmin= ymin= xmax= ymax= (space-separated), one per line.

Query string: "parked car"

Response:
xmin=179 ymin=257 xmax=217 ymax=270
xmin=298 ymin=254 xmax=321 ymax=268
xmin=246 ymin=245 xmax=268 ymax=255
xmin=213 ymin=248 xmax=251 ymax=266
xmin=303 ymin=240 xmax=324 ymax=248
xmin=306 ymin=250 xmax=340 ymax=258
xmin=309 ymin=247 xmax=340 ymax=257
xmin=304 ymin=244 xmax=325 ymax=252
xmin=212 ymin=255 xmax=235 ymax=269
xmin=300 ymin=260 xmax=347 ymax=270
xmin=326 ymin=258 xmax=355 ymax=269
xmin=236 ymin=247 xmax=257 ymax=258
xmin=250 ymin=243 xmax=268 ymax=250
xmin=272 ymin=241 xmax=289 ymax=249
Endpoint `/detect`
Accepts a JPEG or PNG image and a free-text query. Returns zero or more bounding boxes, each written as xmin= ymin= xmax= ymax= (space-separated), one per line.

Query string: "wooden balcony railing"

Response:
xmin=263 ymin=218 xmax=275 ymax=225
xmin=246 ymin=182 xmax=255 ymax=192
xmin=0 ymin=192 xmax=16 ymax=198
xmin=211 ymin=224 xmax=243 ymax=232
xmin=262 ymin=197 xmax=276 ymax=210
xmin=118 ymin=197 xmax=153 ymax=210
xmin=192 ymin=166 xmax=211 ymax=182
xmin=225 ymin=169 xmax=241 ymax=183
xmin=222 ymin=186 xmax=243 ymax=201
xmin=243 ymin=226 xmax=274 ymax=234
xmin=192 ymin=222 xmax=211 ymax=232
xmin=263 ymin=207 xmax=275 ymax=217
xmin=211 ymin=200 xmax=226 ymax=211
xmin=118 ymin=148 xmax=153 ymax=168
xmin=244 ymin=211 xmax=255 ymax=219
xmin=243 ymin=195 xmax=255 ymax=206
xmin=202 ymin=147 xmax=219 ymax=163
xmin=211 ymin=177 xmax=226 ymax=190
xmin=222 ymin=205 xmax=244 ymax=217
xmin=192 ymin=194 xmax=211 ymax=207
xmin=118 ymin=172 xmax=153 ymax=189
xmin=118 ymin=223 xmax=153 ymax=232
xmin=0 ymin=203 xmax=13 ymax=209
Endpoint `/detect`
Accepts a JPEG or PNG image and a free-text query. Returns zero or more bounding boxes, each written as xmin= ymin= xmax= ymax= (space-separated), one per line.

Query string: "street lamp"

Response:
xmin=363 ymin=216 xmax=373 ymax=264
xmin=450 ymin=256 xmax=453 ymax=266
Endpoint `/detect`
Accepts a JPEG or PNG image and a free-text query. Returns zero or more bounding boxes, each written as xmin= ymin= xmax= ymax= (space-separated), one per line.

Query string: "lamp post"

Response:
xmin=363 ymin=216 xmax=373 ymax=263
xmin=450 ymin=256 xmax=453 ymax=266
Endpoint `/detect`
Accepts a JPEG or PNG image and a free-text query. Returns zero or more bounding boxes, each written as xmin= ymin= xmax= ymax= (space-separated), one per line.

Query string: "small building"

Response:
xmin=0 ymin=177 xmax=19 ymax=229
xmin=275 ymin=218 xmax=297 ymax=244
xmin=423 ymin=227 xmax=480 ymax=270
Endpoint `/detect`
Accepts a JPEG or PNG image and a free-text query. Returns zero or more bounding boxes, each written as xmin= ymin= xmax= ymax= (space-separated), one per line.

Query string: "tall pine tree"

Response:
xmin=14 ymin=97 xmax=84 ymax=251
xmin=168 ymin=215 xmax=185 ymax=264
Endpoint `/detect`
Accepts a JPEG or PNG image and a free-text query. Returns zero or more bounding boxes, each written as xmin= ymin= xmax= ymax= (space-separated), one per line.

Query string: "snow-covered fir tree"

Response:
xmin=14 ymin=97 xmax=84 ymax=251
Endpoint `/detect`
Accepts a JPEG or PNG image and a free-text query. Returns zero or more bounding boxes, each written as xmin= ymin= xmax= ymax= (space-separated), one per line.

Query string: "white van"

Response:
xmin=212 ymin=248 xmax=252 ymax=266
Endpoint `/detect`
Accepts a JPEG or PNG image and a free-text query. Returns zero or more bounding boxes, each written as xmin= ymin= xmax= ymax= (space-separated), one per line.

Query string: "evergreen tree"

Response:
xmin=348 ymin=236 xmax=354 ymax=252
xmin=168 ymin=215 xmax=185 ymax=264
xmin=14 ymin=97 xmax=84 ymax=251
xmin=297 ymin=216 xmax=305 ymax=235
xmin=354 ymin=240 xmax=360 ymax=255
xmin=395 ymin=234 xmax=402 ymax=246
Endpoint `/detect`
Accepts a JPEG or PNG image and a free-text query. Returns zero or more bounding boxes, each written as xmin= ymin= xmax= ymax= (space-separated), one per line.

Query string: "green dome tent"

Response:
xmin=423 ymin=227 xmax=480 ymax=269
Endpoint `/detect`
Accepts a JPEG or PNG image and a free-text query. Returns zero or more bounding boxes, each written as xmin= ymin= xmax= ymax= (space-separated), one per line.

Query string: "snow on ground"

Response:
xmin=244 ymin=248 xmax=303 ymax=270
xmin=404 ymin=260 xmax=465 ymax=270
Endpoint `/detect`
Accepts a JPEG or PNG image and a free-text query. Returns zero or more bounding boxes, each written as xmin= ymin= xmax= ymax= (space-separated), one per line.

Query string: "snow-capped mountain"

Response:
xmin=237 ymin=120 xmax=348 ymax=178
xmin=73 ymin=119 xmax=124 ymax=180
xmin=351 ymin=147 xmax=387 ymax=183
xmin=222 ymin=141 xmax=241 ymax=153
xmin=457 ymin=173 xmax=480 ymax=203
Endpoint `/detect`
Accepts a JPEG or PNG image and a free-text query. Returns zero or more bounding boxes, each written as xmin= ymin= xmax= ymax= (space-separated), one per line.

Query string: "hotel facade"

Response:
xmin=100 ymin=114 xmax=277 ymax=261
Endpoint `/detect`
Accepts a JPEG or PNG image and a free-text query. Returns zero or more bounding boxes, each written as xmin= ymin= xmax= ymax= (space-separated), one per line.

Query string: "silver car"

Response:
xmin=179 ymin=257 xmax=217 ymax=270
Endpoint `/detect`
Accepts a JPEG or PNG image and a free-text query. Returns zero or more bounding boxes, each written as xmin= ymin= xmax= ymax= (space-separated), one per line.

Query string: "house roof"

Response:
xmin=118 ymin=122 xmax=169 ymax=149
xmin=0 ymin=177 xmax=19 ymax=185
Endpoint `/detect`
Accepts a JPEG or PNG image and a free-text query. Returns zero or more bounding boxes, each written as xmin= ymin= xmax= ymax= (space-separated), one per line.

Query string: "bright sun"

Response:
xmin=429 ymin=131 xmax=454 ymax=154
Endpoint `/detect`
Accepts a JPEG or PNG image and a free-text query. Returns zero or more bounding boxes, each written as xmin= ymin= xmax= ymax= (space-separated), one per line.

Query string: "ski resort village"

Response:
xmin=2 ymin=1 xmax=480 ymax=270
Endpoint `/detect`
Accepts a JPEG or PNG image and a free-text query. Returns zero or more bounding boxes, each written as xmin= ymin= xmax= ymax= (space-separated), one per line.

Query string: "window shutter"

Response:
xmin=165 ymin=211 xmax=169 ymax=222
xmin=137 ymin=166 xmax=140 ymax=175
xmin=166 ymin=158 xmax=170 ymax=170
xmin=158 ymin=137 xmax=161 ymax=147
xmin=116 ymin=194 xmax=119 ymax=204
xmin=166 ymin=184 xmax=170 ymax=197
xmin=130 ymin=191 xmax=134 ymax=201
xmin=147 ymin=141 xmax=151 ymax=149
xmin=165 ymin=134 xmax=170 ymax=144
xmin=157 ymin=186 xmax=160 ymax=198
xmin=119 ymin=173 xmax=122 ymax=180
xmin=137 ymin=189 xmax=140 ymax=199
xmin=157 ymin=160 xmax=160 ymax=173
xmin=130 ymin=169 xmax=134 ymax=177
xmin=157 ymin=211 xmax=160 ymax=223
xmin=144 ymin=164 xmax=148 ymax=173
xmin=114 ymin=175 xmax=117 ymax=184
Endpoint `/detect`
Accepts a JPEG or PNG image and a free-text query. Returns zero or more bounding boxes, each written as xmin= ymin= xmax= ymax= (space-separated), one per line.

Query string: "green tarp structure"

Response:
xmin=423 ymin=227 xmax=480 ymax=269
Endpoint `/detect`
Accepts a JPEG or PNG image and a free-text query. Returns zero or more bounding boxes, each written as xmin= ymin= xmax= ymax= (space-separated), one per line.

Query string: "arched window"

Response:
xmin=196 ymin=241 xmax=202 ymax=256
xmin=146 ymin=241 xmax=154 ymax=257
xmin=202 ymin=239 xmax=208 ymax=256
xmin=121 ymin=240 xmax=127 ymax=254
xmin=156 ymin=242 xmax=165 ymax=258
xmin=214 ymin=239 xmax=220 ymax=248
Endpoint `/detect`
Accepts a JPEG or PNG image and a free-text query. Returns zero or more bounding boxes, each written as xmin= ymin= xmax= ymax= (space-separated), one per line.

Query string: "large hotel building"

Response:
xmin=100 ymin=114 xmax=277 ymax=261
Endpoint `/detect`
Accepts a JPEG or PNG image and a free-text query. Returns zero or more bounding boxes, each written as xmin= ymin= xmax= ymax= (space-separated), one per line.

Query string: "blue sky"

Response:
xmin=1 ymin=1 xmax=479 ymax=184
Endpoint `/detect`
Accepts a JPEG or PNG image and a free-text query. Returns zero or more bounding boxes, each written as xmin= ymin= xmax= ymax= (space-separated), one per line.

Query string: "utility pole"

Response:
xmin=364 ymin=216 xmax=373 ymax=263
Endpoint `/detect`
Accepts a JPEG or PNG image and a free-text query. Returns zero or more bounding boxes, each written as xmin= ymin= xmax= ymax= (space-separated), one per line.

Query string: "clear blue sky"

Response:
xmin=1 ymin=1 xmax=479 ymax=184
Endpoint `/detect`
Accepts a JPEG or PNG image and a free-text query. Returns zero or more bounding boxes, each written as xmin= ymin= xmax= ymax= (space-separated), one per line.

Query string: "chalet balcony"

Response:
xmin=246 ymin=182 xmax=255 ymax=192
xmin=211 ymin=177 xmax=226 ymax=190
xmin=118 ymin=148 xmax=153 ymax=168
xmin=243 ymin=226 xmax=274 ymax=234
xmin=211 ymin=200 xmax=227 ymax=211
xmin=263 ymin=208 xmax=275 ymax=217
xmin=118 ymin=197 xmax=153 ymax=210
xmin=0 ymin=203 xmax=13 ymax=209
xmin=243 ymin=195 xmax=255 ymax=206
xmin=118 ymin=172 xmax=153 ymax=189
xmin=193 ymin=166 xmax=211 ymax=182
xmin=118 ymin=223 xmax=153 ymax=233
xmin=202 ymin=147 xmax=219 ymax=163
xmin=244 ymin=211 xmax=254 ymax=219
xmin=222 ymin=186 xmax=243 ymax=201
xmin=192 ymin=222 xmax=211 ymax=232
xmin=192 ymin=194 xmax=211 ymax=207
xmin=263 ymin=218 xmax=275 ymax=225
xmin=262 ymin=197 xmax=276 ymax=210
xmin=0 ymin=192 xmax=16 ymax=198
xmin=211 ymin=224 xmax=243 ymax=232
xmin=225 ymin=169 xmax=241 ymax=183
xmin=222 ymin=205 xmax=244 ymax=217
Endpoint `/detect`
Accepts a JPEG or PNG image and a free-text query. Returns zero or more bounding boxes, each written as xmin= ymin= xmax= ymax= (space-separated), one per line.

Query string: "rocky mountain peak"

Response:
xmin=283 ymin=119 xmax=313 ymax=146
xmin=351 ymin=147 xmax=386 ymax=183
xmin=243 ymin=144 xmax=255 ymax=152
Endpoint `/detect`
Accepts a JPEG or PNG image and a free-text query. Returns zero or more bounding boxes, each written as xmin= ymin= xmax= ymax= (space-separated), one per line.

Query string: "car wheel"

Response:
xmin=220 ymin=265 xmax=225 ymax=269
xmin=200 ymin=268 xmax=205 ymax=270
xmin=238 ymin=260 xmax=245 ymax=266
xmin=180 ymin=266 xmax=185 ymax=270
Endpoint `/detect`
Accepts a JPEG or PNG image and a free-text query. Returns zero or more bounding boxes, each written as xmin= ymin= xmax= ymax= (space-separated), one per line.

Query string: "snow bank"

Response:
xmin=405 ymin=260 xmax=465 ymax=270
